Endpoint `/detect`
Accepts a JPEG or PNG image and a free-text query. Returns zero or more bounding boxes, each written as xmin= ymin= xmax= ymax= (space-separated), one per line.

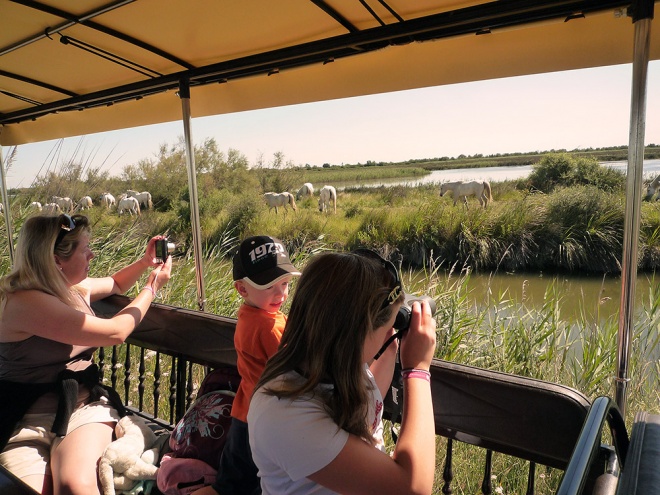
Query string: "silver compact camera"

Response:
xmin=155 ymin=239 xmax=175 ymax=263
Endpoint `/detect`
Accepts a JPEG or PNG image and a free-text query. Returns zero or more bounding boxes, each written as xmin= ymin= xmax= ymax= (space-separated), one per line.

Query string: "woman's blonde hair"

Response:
xmin=256 ymin=251 xmax=404 ymax=444
xmin=0 ymin=214 xmax=91 ymax=305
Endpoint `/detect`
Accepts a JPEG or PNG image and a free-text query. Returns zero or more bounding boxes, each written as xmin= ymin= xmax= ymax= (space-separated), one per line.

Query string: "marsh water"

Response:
xmin=336 ymin=158 xmax=660 ymax=189
xmin=454 ymin=270 xmax=659 ymax=323
xmin=344 ymin=159 xmax=660 ymax=327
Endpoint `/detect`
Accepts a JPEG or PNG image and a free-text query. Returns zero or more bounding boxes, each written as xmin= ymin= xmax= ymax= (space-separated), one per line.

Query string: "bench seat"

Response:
xmin=616 ymin=412 xmax=660 ymax=495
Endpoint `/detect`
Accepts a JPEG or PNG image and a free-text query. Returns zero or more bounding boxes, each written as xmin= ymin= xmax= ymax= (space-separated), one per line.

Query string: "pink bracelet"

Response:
xmin=141 ymin=285 xmax=156 ymax=298
xmin=401 ymin=368 xmax=431 ymax=382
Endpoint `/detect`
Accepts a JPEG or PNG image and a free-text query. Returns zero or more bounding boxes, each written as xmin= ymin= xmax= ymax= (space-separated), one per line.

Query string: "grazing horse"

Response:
xmin=42 ymin=203 xmax=61 ymax=215
xmin=52 ymin=195 xmax=74 ymax=213
xmin=126 ymin=190 xmax=153 ymax=209
xmin=75 ymin=196 xmax=93 ymax=211
xmin=99 ymin=192 xmax=116 ymax=208
xmin=440 ymin=180 xmax=493 ymax=208
xmin=645 ymin=175 xmax=660 ymax=200
xmin=296 ymin=182 xmax=314 ymax=200
xmin=318 ymin=185 xmax=337 ymax=214
xmin=264 ymin=192 xmax=297 ymax=214
xmin=118 ymin=196 xmax=141 ymax=216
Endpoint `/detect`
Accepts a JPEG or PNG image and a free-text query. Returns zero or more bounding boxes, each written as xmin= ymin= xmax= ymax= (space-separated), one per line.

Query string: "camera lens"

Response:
xmin=394 ymin=294 xmax=437 ymax=331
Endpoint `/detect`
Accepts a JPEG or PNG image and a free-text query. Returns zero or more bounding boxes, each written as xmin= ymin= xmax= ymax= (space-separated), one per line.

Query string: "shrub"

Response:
xmin=528 ymin=153 xmax=625 ymax=193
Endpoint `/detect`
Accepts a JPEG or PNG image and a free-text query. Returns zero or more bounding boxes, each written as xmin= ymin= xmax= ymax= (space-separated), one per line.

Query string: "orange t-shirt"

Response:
xmin=231 ymin=303 xmax=286 ymax=422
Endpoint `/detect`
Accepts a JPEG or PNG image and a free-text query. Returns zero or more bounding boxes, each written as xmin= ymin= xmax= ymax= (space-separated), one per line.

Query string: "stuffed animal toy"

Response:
xmin=98 ymin=415 xmax=162 ymax=495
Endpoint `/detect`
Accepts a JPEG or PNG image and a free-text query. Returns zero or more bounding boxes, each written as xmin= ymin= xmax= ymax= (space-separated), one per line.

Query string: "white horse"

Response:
xmin=264 ymin=192 xmax=297 ymax=214
xmin=318 ymin=185 xmax=337 ymax=214
xmin=645 ymin=175 xmax=660 ymax=200
xmin=29 ymin=201 xmax=42 ymax=211
xmin=99 ymin=192 xmax=116 ymax=209
xmin=440 ymin=180 xmax=493 ymax=208
xmin=126 ymin=190 xmax=153 ymax=209
xmin=42 ymin=202 xmax=62 ymax=215
xmin=296 ymin=182 xmax=314 ymax=200
xmin=75 ymin=196 xmax=93 ymax=211
xmin=117 ymin=196 xmax=141 ymax=216
xmin=52 ymin=195 xmax=74 ymax=213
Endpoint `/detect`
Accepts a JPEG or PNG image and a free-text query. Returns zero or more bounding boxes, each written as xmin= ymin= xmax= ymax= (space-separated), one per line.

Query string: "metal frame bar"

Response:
xmin=617 ymin=0 xmax=654 ymax=416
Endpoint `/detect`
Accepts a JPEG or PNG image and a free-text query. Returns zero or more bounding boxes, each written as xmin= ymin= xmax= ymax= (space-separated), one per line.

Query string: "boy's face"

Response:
xmin=235 ymin=275 xmax=293 ymax=313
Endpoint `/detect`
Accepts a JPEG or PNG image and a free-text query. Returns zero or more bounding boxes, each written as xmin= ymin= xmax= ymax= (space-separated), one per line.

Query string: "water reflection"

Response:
xmin=338 ymin=158 xmax=660 ymax=190
xmin=460 ymin=271 xmax=659 ymax=322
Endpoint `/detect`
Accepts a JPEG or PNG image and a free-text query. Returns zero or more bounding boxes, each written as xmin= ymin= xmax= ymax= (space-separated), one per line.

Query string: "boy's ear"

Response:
xmin=234 ymin=280 xmax=249 ymax=297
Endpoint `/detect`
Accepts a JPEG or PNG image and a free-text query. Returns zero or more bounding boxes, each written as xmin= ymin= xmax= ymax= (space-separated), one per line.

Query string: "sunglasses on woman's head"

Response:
xmin=54 ymin=214 xmax=77 ymax=249
xmin=352 ymin=249 xmax=403 ymax=310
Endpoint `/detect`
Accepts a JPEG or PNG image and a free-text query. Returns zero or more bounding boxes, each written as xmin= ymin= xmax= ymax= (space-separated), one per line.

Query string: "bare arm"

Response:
xmin=88 ymin=236 xmax=165 ymax=301
xmin=1 ymin=257 xmax=172 ymax=347
xmin=309 ymin=301 xmax=437 ymax=495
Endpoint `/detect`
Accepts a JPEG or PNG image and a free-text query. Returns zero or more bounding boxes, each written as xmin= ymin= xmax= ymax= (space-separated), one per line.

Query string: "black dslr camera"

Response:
xmin=155 ymin=239 xmax=175 ymax=263
xmin=381 ymin=294 xmax=437 ymax=431
xmin=374 ymin=293 xmax=437 ymax=360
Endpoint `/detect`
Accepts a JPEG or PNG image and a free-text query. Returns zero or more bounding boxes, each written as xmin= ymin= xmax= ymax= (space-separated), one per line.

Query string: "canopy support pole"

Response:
xmin=178 ymin=79 xmax=206 ymax=312
xmin=616 ymin=0 xmax=654 ymax=416
xmin=0 ymin=147 xmax=15 ymax=265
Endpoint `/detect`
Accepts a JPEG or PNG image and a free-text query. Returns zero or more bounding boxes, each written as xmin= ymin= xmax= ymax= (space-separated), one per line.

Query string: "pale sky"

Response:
xmin=2 ymin=62 xmax=659 ymax=190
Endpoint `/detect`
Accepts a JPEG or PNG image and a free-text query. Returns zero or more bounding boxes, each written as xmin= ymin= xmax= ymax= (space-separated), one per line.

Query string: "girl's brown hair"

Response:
xmin=256 ymin=251 xmax=404 ymax=444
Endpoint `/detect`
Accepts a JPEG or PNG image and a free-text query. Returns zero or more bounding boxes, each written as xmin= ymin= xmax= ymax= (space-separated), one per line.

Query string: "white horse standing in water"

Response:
xmin=318 ymin=185 xmax=337 ymax=214
xmin=440 ymin=180 xmax=493 ymax=208
xmin=296 ymin=183 xmax=314 ymax=200
xmin=264 ymin=192 xmax=297 ymax=214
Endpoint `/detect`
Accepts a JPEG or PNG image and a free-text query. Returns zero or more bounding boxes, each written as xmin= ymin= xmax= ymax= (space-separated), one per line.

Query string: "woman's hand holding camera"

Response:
xmin=143 ymin=236 xmax=173 ymax=295
xmin=399 ymin=300 xmax=436 ymax=371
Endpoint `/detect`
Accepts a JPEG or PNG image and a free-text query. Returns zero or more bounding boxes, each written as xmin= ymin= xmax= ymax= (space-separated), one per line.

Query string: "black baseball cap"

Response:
xmin=233 ymin=236 xmax=301 ymax=289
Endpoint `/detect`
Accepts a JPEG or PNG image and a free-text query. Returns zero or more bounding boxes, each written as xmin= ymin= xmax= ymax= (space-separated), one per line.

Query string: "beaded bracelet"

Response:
xmin=401 ymin=368 xmax=431 ymax=382
xmin=141 ymin=285 xmax=156 ymax=298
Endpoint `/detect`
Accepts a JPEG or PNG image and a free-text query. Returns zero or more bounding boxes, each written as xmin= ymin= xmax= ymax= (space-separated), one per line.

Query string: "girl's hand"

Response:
xmin=399 ymin=301 xmax=436 ymax=371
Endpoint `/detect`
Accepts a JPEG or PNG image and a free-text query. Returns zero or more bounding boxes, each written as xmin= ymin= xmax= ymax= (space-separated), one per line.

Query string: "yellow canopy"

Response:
xmin=1 ymin=0 xmax=659 ymax=147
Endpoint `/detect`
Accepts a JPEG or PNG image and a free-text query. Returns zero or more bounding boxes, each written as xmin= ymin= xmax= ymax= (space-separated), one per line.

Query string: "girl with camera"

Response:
xmin=248 ymin=250 xmax=437 ymax=494
xmin=0 ymin=214 xmax=172 ymax=495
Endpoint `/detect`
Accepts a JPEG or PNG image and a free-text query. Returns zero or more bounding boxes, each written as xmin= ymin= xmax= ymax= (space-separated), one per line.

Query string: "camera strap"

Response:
xmin=382 ymin=349 xmax=404 ymax=444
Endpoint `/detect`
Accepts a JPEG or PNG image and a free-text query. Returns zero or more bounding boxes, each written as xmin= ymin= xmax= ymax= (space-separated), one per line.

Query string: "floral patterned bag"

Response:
xmin=167 ymin=366 xmax=241 ymax=468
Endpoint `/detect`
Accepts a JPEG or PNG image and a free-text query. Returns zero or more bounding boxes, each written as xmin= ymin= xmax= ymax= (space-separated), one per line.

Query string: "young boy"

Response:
xmin=195 ymin=235 xmax=300 ymax=495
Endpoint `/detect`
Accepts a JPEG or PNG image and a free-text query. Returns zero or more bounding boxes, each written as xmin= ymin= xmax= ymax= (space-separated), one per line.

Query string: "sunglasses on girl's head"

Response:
xmin=352 ymin=249 xmax=403 ymax=310
xmin=54 ymin=214 xmax=77 ymax=249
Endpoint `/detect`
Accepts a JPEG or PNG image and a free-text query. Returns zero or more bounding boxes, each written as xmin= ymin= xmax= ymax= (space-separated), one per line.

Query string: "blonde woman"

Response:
xmin=0 ymin=214 xmax=172 ymax=495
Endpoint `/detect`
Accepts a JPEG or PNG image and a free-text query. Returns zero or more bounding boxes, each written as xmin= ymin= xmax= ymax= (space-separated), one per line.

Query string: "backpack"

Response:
xmin=157 ymin=366 xmax=241 ymax=494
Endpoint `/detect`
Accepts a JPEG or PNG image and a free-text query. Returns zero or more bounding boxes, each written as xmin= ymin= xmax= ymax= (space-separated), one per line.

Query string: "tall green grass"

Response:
xmin=1 ymin=209 xmax=658 ymax=493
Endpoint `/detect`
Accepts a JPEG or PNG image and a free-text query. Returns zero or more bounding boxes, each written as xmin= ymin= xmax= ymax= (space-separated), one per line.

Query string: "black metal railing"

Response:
xmin=92 ymin=295 xmax=615 ymax=494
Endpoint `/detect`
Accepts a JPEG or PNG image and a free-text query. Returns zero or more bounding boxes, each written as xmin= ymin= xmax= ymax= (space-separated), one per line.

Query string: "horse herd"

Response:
xmin=25 ymin=190 xmax=153 ymax=216
xmin=263 ymin=180 xmax=494 ymax=215
xmin=15 ymin=180 xmax=494 ymax=220
xmin=263 ymin=184 xmax=337 ymax=214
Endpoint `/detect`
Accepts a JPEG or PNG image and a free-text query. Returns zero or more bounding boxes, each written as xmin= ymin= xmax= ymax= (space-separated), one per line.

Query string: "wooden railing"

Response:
xmin=92 ymin=295 xmax=614 ymax=494
xmin=1 ymin=295 xmax=634 ymax=495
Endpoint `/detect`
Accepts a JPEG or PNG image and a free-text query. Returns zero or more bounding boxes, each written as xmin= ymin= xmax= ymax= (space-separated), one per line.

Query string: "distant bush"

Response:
xmin=527 ymin=153 xmax=625 ymax=193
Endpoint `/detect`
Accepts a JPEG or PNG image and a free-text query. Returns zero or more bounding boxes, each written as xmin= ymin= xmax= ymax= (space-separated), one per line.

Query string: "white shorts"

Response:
xmin=0 ymin=398 xmax=120 ymax=479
